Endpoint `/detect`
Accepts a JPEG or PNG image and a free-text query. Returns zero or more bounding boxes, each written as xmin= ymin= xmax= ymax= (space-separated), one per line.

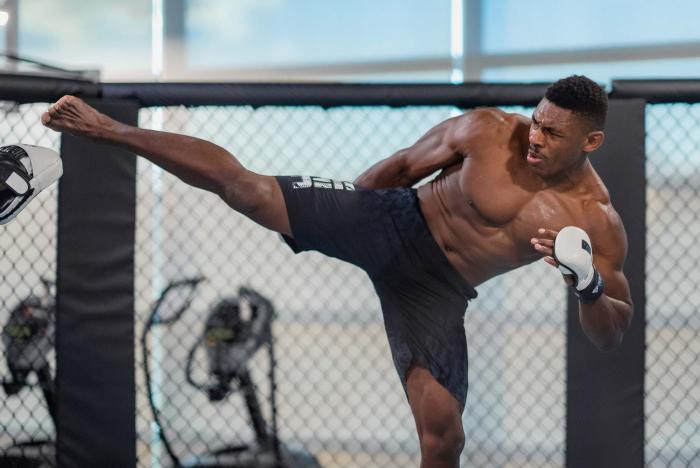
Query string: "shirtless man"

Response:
xmin=41 ymin=75 xmax=633 ymax=468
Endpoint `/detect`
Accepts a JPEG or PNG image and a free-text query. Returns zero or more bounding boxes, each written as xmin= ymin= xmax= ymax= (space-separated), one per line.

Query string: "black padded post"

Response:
xmin=55 ymin=100 xmax=139 ymax=467
xmin=566 ymin=99 xmax=646 ymax=468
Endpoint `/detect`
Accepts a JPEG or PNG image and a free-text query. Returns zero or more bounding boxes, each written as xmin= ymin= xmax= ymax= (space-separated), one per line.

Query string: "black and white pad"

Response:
xmin=0 ymin=144 xmax=63 ymax=225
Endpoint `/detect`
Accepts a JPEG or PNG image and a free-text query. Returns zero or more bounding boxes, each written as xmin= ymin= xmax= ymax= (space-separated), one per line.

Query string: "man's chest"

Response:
xmin=458 ymin=158 xmax=584 ymax=241
xmin=458 ymin=155 xmax=542 ymax=226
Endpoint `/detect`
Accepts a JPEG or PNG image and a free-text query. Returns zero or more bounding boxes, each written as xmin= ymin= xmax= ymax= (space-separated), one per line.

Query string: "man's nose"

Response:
xmin=529 ymin=127 xmax=544 ymax=148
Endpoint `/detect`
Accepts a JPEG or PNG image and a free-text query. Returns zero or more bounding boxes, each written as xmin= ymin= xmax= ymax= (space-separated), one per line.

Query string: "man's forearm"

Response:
xmin=96 ymin=117 xmax=242 ymax=195
xmin=353 ymin=151 xmax=413 ymax=189
xmin=579 ymin=295 xmax=633 ymax=351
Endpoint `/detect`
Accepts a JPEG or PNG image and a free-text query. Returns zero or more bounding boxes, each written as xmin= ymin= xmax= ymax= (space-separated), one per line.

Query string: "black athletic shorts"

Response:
xmin=276 ymin=175 xmax=478 ymax=409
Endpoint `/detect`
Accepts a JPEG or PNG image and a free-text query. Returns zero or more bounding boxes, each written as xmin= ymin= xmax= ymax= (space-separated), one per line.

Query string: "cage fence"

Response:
xmin=644 ymin=103 xmax=700 ymax=468
xmin=0 ymin=103 xmax=60 ymax=467
xmin=0 ymin=99 xmax=696 ymax=468
xmin=133 ymin=104 xmax=566 ymax=468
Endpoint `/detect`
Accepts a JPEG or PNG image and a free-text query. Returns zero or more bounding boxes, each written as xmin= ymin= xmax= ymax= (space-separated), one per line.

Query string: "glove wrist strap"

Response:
xmin=574 ymin=268 xmax=604 ymax=303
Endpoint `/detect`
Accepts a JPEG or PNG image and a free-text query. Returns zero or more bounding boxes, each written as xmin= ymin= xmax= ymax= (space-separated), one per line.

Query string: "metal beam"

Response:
xmin=450 ymin=0 xmax=464 ymax=82
xmin=474 ymin=41 xmax=700 ymax=68
xmin=163 ymin=0 xmax=185 ymax=80
xmin=5 ymin=0 xmax=17 ymax=63
xmin=463 ymin=0 xmax=482 ymax=80
xmin=167 ymin=57 xmax=453 ymax=81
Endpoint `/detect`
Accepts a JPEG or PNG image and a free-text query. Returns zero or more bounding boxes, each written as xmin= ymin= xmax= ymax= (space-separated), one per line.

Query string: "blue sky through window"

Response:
xmin=18 ymin=0 xmax=151 ymax=75
xmin=185 ymin=0 xmax=451 ymax=68
xmin=483 ymin=0 xmax=700 ymax=54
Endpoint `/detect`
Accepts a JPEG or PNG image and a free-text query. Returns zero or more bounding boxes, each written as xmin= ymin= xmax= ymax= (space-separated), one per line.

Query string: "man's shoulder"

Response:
xmin=575 ymin=175 xmax=617 ymax=228
xmin=581 ymin=196 xmax=627 ymax=260
xmin=550 ymin=173 xmax=625 ymax=250
xmin=461 ymin=107 xmax=526 ymax=125
xmin=452 ymin=108 xmax=526 ymax=144
xmin=583 ymin=197 xmax=621 ymax=229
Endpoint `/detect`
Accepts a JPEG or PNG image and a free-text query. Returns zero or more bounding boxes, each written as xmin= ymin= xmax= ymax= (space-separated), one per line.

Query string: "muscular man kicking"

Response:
xmin=41 ymin=75 xmax=633 ymax=468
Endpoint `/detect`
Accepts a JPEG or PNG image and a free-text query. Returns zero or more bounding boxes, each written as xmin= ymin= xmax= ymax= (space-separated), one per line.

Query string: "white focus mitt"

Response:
xmin=0 ymin=144 xmax=63 ymax=224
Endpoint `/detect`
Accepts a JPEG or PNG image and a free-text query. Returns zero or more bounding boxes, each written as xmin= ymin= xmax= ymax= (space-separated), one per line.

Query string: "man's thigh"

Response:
xmin=274 ymin=175 xmax=403 ymax=273
xmin=406 ymin=366 xmax=463 ymax=436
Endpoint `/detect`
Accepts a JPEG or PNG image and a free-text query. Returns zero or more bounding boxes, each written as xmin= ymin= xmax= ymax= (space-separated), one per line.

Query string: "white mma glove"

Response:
xmin=553 ymin=226 xmax=605 ymax=302
xmin=0 ymin=144 xmax=63 ymax=224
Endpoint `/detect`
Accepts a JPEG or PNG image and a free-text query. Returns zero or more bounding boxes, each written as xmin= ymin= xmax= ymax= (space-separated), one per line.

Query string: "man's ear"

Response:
xmin=582 ymin=130 xmax=605 ymax=153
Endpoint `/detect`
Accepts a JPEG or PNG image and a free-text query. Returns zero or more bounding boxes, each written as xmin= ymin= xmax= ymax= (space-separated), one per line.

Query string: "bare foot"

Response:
xmin=41 ymin=95 xmax=113 ymax=138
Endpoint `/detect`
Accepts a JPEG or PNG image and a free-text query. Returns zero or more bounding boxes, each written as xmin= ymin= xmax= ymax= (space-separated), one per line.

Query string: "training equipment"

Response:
xmin=553 ymin=226 xmax=605 ymax=302
xmin=187 ymin=288 xmax=273 ymax=402
xmin=143 ymin=280 xmax=320 ymax=468
xmin=0 ymin=144 xmax=63 ymax=225
xmin=1 ymin=278 xmax=57 ymax=467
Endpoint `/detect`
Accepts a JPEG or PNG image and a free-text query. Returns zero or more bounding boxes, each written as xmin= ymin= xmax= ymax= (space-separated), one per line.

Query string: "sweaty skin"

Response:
xmin=355 ymin=104 xmax=633 ymax=352
xmin=40 ymin=96 xmax=633 ymax=354
xmin=417 ymin=110 xmax=607 ymax=287
xmin=41 ymin=94 xmax=634 ymax=468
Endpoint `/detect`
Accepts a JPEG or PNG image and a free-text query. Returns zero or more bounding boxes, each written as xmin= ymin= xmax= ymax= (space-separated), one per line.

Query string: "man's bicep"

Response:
xmin=593 ymin=255 xmax=634 ymax=334
xmin=354 ymin=109 xmax=484 ymax=188
xmin=401 ymin=116 xmax=465 ymax=181
xmin=353 ymin=117 xmax=459 ymax=189
xmin=353 ymin=150 xmax=411 ymax=188
xmin=595 ymin=258 xmax=632 ymax=306
xmin=404 ymin=107 xmax=500 ymax=174
xmin=592 ymin=210 xmax=633 ymax=306
xmin=401 ymin=108 xmax=499 ymax=181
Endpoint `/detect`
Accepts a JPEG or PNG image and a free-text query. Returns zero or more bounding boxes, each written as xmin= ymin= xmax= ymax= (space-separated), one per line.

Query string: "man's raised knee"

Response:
xmin=220 ymin=171 xmax=274 ymax=216
xmin=220 ymin=172 xmax=291 ymax=235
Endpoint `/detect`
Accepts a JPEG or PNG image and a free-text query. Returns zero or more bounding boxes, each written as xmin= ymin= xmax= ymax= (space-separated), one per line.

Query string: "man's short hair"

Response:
xmin=544 ymin=75 xmax=608 ymax=130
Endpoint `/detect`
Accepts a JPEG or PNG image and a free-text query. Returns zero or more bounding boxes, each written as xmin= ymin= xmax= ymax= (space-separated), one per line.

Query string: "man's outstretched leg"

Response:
xmin=41 ymin=95 xmax=291 ymax=235
xmin=407 ymin=366 xmax=465 ymax=468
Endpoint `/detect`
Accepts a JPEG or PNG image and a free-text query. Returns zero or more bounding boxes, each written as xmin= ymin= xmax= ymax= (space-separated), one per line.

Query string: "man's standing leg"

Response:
xmin=406 ymin=366 xmax=465 ymax=468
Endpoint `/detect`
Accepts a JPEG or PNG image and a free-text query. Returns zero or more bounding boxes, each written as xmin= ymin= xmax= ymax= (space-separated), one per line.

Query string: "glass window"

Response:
xmin=19 ymin=0 xmax=151 ymax=79
xmin=483 ymin=0 xmax=700 ymax=53
xmin=186 ymin=0 xmax=451 ymax=69
xmin=482 ymin=58 xmax=700 ymax=86
xmin=328 ymin=69 xmax=453 ymax=83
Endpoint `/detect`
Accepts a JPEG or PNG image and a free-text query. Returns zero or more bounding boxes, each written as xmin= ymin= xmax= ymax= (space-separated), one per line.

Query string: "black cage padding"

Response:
xmin=100 ymin=82 xmax=552 ymax=108
xmin=0 ymin=72 xmax=99 ymax=104
xmin=3 ymin=75 xmax=700 ymax=106
xmin=566 ymin=99 xmax=646 ymax=468
xmin=611 ymin=79 xmax=700 ymax=103
xmin=55 ymin=100 xmax=138 ymax=468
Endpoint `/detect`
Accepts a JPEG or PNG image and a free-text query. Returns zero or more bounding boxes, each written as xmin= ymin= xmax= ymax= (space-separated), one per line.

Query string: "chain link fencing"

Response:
xmin=0 ymin=103 xmax=60 ymax=467
xmin=0 ymin=99 xmax=697 ymax=468
xmin=645 ymin=104 xmax=700 ymax=468
xmin=133 ymin=104 xmax=567 ymax=468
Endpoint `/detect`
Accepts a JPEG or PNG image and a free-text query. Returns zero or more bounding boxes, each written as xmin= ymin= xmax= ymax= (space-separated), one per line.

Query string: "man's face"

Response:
xmin=527 ymin=98 xmax=595 ymax=178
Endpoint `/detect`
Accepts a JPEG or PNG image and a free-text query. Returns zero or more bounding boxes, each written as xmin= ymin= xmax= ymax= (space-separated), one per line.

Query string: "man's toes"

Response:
xmin=60 ymin=95 xmax=77 ymax=108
